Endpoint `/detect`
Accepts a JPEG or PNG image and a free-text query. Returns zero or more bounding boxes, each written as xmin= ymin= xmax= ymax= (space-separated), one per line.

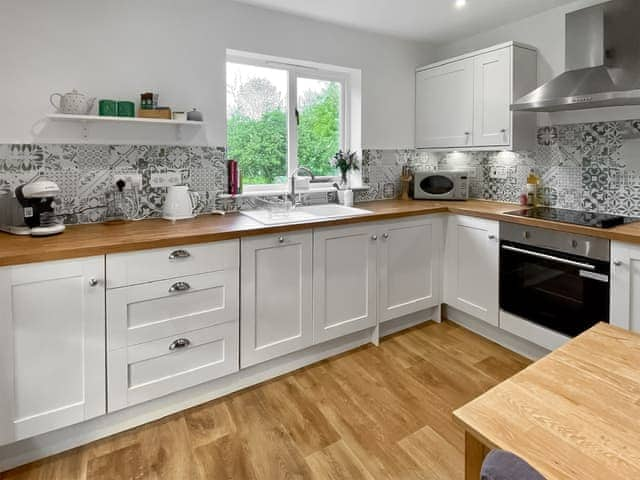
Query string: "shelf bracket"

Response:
xmin=176 ymin=125 xmax=183 ymax=142
xmin=81 ymin=120 xmax=89 ymax=140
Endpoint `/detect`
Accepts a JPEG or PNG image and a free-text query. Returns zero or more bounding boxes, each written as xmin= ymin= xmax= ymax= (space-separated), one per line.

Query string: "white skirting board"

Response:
xmin=380 ymin=305 xmax=441 ymax=338
xmin=444 ymin=305 xmax=550 ymax=361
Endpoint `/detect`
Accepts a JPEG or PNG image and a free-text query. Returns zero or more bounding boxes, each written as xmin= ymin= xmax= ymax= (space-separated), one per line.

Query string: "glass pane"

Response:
xmin=297 ymin=78 xmax=341 ymax=176
xmin=226 ymin=62 xmax=288 ymax=185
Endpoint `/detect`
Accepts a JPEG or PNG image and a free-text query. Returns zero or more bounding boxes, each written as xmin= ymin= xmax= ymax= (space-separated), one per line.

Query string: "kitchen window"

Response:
xmin=226 ymin=53 xmax=349 ymax=187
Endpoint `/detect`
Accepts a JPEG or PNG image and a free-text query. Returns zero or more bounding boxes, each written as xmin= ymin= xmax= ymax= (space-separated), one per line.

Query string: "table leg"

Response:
xmin=465 ymin=431 xmax=490 ymax=480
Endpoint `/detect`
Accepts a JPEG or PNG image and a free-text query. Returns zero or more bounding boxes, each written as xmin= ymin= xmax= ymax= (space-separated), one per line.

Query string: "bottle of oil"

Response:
xmin=526 ymin=169 xmax=539 ymax=207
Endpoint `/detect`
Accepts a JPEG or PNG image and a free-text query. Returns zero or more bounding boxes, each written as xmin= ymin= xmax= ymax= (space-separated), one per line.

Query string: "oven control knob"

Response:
xmin=571 ymin=240 xmax=578 ymax=248
xmin=523 ymin=231 xmax=531 ymax=240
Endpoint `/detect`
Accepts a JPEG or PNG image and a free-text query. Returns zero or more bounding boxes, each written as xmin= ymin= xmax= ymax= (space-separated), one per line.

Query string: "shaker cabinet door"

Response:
xmin=444 ymin=215 xmax=499 ymax=326
xmin=313 ymin=224 xmax=378 ymax=344
xmin=473 ymin=47 xmax=512 ymax=146
xmin=610 ymin=242 xmax=640 ymax=332
xmin=378 ymin=216 xmax=443 ymax=322
xmin=241 ymin=231 xmax=313 ymax=368
xmin=0 ymin=257 xmax=106 ymax=445
xmin=416 ymin=58 xmax=475 ymax=149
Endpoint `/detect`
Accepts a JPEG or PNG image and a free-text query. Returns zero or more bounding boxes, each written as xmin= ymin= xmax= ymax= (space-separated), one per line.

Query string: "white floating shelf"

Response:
xmin=46 ymin=113 xmax=204 ymax=140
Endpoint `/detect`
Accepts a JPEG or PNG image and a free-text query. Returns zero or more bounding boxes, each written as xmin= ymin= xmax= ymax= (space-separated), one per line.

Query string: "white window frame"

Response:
xmin=226 ymin=53 xmax=350 ymax=190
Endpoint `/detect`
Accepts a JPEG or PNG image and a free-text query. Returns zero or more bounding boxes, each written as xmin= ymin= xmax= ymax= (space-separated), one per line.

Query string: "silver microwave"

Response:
xmin=413 ymin=171 xmax=469 ymax=200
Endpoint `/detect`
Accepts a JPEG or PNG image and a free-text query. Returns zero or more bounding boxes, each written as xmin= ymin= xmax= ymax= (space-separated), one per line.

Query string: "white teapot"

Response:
xmin=50 ymin=89 xmax=96 ymax=115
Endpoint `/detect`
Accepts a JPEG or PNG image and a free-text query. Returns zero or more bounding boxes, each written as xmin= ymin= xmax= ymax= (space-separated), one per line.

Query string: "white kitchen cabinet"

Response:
xmin=108 ymin=322 xmax=238 ymax=411
xmin=610 ymin=241 xmax=640 ymax=332
xmin=0 ymin=257 xmax=105 ymax=445
xmin=241 ymin=231 xmax=313 ymax=368
xmin=416 ymin=58 xmax=474 ymax=149
xmin=378 ymin=216 xmax=443 ymax=322
xmin=473 ymin=47 xmax=511 ymax=146
xmin=106 ymin=241 xmax=240 ymax=411
xmin=313 ymin=224 xmax=378 ymax=343
xmin=416 ymin=41 xmax=537 ymax=151
xmin=444 ymin=215 xmax=499 ymax=326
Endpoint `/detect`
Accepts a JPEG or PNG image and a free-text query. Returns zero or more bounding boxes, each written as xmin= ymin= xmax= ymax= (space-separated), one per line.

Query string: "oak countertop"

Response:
xmin=454 ymin=323 xmax=640 ymax=479
xmin=2 ymin=199 xmax=640 ymax=267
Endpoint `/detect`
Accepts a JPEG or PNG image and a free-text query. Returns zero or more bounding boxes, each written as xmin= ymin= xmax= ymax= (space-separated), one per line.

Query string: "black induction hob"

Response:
xmin=505 ymin=207 xmax=640 ymax=229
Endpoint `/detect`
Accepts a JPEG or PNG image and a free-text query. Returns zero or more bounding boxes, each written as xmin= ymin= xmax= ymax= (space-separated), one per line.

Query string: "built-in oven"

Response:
xmin=499 ymin=223 xmax=610 ymax=338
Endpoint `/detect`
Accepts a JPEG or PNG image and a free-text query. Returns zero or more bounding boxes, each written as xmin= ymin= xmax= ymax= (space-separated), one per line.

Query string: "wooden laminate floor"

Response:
xmin=2 ymin=321 xmax=530 ymax=480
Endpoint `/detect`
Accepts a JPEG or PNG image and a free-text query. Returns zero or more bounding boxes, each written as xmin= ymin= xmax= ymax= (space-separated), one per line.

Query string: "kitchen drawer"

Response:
xmin=107 ymin=322 xmax=238 ymax=411
xmin=107 ymin=270 xmax=238 ymax=351
xmin=106 ymin=240 xmax=239 ymax=288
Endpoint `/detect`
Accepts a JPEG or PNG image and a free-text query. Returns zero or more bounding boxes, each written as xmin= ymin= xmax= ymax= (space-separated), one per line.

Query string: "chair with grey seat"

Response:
xmin=481 ymin=450 xmax=546 ymax=480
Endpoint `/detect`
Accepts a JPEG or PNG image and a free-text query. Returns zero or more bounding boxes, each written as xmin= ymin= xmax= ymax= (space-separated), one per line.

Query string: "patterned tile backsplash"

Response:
xmin=2 ymin=119 xmax=640 ymax=225
xmin=0 ymin=144 xmax=226 ymax=224
xmin=361 ymin=120 xmax=640 ymax=217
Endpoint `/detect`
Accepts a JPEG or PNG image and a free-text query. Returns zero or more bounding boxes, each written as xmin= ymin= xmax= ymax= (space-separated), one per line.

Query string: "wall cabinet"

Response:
xmin=416 ymin=42 xmax=537 ymax=151
xmin=444 ymin=215 xmax=499 ymax=326
xmin=0 ymin=257 xmax=105 ymax=446
xmin=378 ymin=216 xmax=443 ymax=322
xmin=241 ymin=231 xmax=313 ymax=367
xmin=313 ymin=224 xmax=378 ymax=343
xmin=416 ymin=58 xmax=474 ymax=149
xmin=610 ymin=241 xmax=640 ymax=332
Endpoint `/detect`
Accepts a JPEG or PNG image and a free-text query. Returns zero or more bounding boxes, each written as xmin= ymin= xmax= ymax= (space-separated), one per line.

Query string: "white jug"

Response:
xmin=162 ymin=186 xmax=200 ymax=221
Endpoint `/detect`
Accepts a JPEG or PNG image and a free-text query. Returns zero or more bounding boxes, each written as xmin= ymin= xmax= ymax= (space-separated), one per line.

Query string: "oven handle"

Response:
xmin=501 ymin=245 xmax=596 ymax=270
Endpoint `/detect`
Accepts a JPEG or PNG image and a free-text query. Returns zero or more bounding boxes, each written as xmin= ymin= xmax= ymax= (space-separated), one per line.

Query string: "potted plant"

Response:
xmin=331 ymin=150 xmax=360 ymax=188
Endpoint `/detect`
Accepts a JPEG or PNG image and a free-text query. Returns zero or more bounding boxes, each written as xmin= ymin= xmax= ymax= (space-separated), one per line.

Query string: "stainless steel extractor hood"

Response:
xmin=511 ymin=0 xmax=640 ymax=112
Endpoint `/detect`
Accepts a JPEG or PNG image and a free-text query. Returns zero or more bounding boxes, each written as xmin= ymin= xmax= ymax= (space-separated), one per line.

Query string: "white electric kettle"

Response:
xmin=162 ymin=186 xmax=200 ymax=221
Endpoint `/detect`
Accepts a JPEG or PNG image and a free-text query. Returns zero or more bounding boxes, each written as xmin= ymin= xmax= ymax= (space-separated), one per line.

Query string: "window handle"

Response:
xmin=295 ymin=108 xmax=300 ymax=126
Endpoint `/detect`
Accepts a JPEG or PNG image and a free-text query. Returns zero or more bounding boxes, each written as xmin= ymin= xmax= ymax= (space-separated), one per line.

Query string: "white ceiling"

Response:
xmin=231 ymin=0 xmax=578 ymax=43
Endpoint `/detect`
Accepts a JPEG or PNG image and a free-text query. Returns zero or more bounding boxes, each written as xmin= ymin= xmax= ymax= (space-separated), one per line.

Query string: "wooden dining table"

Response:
xmin=454 ymin=322 xmax=640 ymax=479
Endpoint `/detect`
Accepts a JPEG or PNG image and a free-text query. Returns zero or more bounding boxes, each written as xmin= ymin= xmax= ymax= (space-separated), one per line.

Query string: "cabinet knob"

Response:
xmin=488 ymin=234 xmax=496 ymax=240
xmin=169 ymin=338 xmax=191 ymax=351
xmin=278 ymin=236 xmax=285 ymax=243
xmin=371 ymin=235 xmax=378 ymax=241
xmin=382 ymin=233 xmax=389 ymax=239
xmin=614 ymin=260 xmax=623 ymax=266
xmin=88 ymin=278 xmax=99 ymax=287
xmin=168 ymin=281 xmax=191 ymax=293
xmin=464 ymin=131 xmax=471 ymax=136
xmin=501 ymin=129 xmax=507 ymax=133
xmin=169 ymin=249 xmax=191 ymax=260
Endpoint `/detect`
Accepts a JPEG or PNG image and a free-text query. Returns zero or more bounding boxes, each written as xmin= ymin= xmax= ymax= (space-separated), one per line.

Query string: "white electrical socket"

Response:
xmin=112 ymin=173 xmax=142 ymax=189
xmin=490 ymin=167 xmax=508 ymax=180
xmin=149 ymin=172 xmax=184 ymax=188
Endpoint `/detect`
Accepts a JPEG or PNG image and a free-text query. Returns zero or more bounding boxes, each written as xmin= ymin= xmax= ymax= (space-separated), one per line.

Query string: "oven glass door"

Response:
xmin=500 ymin=241 xmax=610 ymax=337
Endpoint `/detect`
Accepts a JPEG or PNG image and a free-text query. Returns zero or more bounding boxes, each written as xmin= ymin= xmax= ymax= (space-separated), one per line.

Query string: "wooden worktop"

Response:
xmin=454 ymin=323 xmax=640 ymax=479
xmin=2 ymin=199 xmax=640 ymax=267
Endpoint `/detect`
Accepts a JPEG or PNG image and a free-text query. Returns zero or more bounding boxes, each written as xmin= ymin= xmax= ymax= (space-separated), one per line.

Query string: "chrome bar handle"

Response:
xmin=501 ymin=245 xmax=596 ymax=270
xmin=168 ymin=281 xmax=191 ymax=293
xmin=169 ymin=338 xmax=191 ymax=351
xmin=169 ymin=249 xmax=191 ymax=260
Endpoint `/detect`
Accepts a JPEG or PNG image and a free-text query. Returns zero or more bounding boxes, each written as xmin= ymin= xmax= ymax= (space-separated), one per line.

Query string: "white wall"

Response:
xmin=0 ymin=0 xmax=435 ymax=148
xmin=432 ymin=0 xmax=640 ymax=125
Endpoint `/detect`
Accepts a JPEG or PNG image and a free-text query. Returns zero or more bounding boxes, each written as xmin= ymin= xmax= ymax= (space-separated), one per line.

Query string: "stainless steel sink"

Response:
xmin=240 ymin=204 xmax=371 ymax=225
